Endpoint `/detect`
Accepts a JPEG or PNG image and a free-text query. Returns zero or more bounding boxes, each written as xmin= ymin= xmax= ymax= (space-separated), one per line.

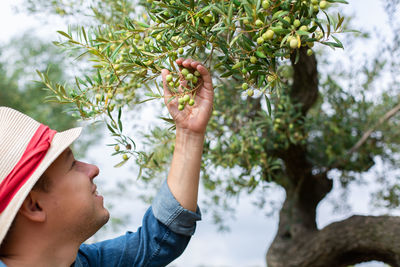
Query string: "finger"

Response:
xmin=161 ymin=69 xmax=170 ymax=91
xmin=176 ymin=58 xmax=184 ymax=67
xmin=196 ymin=64 xmax=213 ymax=92
xmin=182 ymin=58 xmax=195 ymax=69
xmin=190 ymin=61 xmax=201 ymax=70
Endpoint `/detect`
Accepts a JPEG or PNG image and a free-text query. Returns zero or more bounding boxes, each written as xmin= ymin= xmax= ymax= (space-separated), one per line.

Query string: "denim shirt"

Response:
xmin=0 ymin=180 xmax=201 ymax=267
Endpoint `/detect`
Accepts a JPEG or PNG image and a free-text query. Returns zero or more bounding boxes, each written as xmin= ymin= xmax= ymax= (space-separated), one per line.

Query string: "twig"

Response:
xmin=347 ymin=102 xmax=400 ymax=155
xmin=327 ymin=101 xmax=400 ymax=172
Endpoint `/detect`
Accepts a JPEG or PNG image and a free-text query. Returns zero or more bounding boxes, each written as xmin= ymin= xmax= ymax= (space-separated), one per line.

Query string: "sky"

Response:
xmin=0 ymin=0 xmax=397 ymax=266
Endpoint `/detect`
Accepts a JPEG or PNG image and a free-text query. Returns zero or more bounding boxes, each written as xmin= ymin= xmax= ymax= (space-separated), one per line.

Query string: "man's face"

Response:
xmin=38 ymin=147 xmax=109 ymax=242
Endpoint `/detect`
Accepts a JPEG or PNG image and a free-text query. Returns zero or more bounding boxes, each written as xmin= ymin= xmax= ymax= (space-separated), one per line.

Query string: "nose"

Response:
xmin=89 ymin=164 xmax=100 ymax=180
xmin=78 ymin=161 xmax=100 ymax=180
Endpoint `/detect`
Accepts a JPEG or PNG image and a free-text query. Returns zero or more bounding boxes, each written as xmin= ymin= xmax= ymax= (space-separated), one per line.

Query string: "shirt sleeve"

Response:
xmin=152 ymin=180 xmax=202 ymax=236
xmin=74 ymin=180 xmax=201 ymax=267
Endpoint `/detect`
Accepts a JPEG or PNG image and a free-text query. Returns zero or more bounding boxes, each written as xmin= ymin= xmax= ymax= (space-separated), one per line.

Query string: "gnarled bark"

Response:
xmin=290 ymin=47 xmax=319 ymax=115
xmin=267 ymin=215 xmax=400 ymax=267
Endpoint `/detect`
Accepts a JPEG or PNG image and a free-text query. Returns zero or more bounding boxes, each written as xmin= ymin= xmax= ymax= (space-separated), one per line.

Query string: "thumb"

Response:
xmin=161 ymin=69 xmax=172 ymax=105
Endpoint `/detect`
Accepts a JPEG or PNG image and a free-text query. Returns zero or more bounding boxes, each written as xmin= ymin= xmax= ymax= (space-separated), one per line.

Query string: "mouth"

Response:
xmin=92 ymin=184 xmax=103 ymax=200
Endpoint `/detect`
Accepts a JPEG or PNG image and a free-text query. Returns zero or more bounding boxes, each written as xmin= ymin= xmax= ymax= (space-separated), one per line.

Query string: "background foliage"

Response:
xmin=17 ymin=0 xmax=400 ymax=233
xmin=0 ymin=33 xmax=101 ymax=158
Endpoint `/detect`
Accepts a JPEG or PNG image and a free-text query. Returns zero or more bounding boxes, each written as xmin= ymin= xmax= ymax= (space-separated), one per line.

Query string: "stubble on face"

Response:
xmin=43 ymin=148 xmax=111 ymax=243
xmin=75 ymin=207 xmax=110 ymax=242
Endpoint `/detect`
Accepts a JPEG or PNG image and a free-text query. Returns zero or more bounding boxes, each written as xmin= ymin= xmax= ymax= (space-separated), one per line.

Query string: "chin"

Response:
xmin=102 ymin=209 xmax=110 ymax=224
xmin=97 ymin=207 xmax=110 ymax=225
xmin=87 ymin=211 xmax=110 ymax=239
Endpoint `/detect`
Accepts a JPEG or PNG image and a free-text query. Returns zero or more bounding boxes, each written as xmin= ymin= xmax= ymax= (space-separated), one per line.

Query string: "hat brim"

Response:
xmin=0 ymin=126 xmax=82 ymax=245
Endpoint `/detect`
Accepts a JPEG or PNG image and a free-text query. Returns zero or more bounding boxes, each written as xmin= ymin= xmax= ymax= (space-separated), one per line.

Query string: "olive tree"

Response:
xmin=25 ymin=0 xmax=400 ymax=265
xmin=0 ymin=34 xmax=101 ymax=157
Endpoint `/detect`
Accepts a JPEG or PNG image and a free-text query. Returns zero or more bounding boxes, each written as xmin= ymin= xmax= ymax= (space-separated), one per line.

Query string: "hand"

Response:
xmin=162 ymin=58 xmax=214 ymax=136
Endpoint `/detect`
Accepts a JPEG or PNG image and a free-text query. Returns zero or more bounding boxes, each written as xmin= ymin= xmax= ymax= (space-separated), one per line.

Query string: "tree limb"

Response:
xmin=267 ymin=215 xmax=400 ymax=267
xmin=326 ymin=101 xmax=400 ymax=171
xmin=347 ymin=101 xmax=400 ymax=155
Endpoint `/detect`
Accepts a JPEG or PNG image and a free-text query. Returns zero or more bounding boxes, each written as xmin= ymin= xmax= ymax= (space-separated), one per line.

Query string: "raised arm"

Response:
xmin=161 ymin=58 xmax=214 ymax=212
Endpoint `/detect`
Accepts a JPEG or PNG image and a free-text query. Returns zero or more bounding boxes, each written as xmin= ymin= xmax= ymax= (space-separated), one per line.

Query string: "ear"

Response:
xmin=19 ymin=192 xmax=46 ymax=223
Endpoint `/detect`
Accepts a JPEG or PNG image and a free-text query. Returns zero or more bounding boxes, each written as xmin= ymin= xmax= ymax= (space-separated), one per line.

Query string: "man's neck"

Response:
xmin=0 ymin=239 xmax=80 ymax=267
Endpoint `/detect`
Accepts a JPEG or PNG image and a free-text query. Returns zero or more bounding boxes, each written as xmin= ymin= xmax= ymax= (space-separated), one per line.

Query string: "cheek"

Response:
xmin=48 ymin=188 xmax=95 ymax=223
xmin=49 ymin=176 xmax=91 ymax=208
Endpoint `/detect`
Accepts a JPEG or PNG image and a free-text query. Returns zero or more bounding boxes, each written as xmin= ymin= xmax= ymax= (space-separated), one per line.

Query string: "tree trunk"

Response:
xmin=267 ymin=215 xmax=400 ymax=267
xmin=266 ymin=48 xmax=400 ymax=266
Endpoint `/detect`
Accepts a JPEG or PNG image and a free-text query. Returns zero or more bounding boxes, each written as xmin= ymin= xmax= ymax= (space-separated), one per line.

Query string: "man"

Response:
xmin=0 ymin=58 xmax=214 ymax=267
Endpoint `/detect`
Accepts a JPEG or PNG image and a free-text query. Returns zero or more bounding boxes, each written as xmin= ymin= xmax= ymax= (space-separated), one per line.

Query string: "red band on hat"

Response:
xmin=0 ymin=124 xmax=57 ymax=213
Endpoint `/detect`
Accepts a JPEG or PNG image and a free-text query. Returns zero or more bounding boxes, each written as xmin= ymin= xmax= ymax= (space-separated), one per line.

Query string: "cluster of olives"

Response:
xmin=230 ymin=0 xmax=336 ymax=95
xmin=113 ymin=144 xmax=130 ymax=160
xmin=247 ymin=1 xmax=329 ymax=55
xmin=91 ymin=0 xmax=343 ymax=111
xmin=166 ymin=67 xmax=202 ymax=110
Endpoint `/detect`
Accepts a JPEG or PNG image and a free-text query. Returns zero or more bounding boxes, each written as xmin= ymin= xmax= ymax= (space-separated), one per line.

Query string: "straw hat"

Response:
xmin=0 ymin=106 xmax=82 ymax=245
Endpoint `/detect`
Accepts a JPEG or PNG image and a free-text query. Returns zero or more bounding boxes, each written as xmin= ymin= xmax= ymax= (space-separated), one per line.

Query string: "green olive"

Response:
xmin=262 ymin=0 xmax=270 ymax=9
xmin=299 ymin=25 xmax=308 ymax=32
xmin=109 ymin=103 xmax=115 ymax=111
xmin=203 ymin=14 xmax=212 ymax=24
xmin=255 ymin=19 xmax=264 ymax=27
xmin=181 ymin=68 xmax=189 ymax=76
xmin=263 ymin=29 xmax=274 ymax=40
xmin=290 ymin=39 xmax=299 ymax=49
xmin=186 ymin=73 xmax=194 ymax=80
